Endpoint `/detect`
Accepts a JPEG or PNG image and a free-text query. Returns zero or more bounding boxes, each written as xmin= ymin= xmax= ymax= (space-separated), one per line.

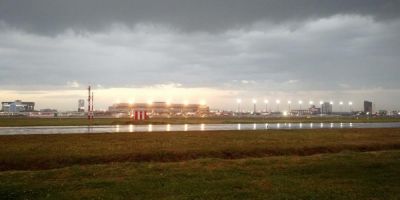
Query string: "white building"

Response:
xmin=1 ymin=100 xmax=35 ymax=113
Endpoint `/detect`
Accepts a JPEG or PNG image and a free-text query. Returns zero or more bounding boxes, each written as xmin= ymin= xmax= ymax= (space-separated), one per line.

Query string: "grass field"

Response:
xmin=1 ymin=128 xmax=400 ymax=199
xmin=0 ymin=116 xmax=400 ymax=127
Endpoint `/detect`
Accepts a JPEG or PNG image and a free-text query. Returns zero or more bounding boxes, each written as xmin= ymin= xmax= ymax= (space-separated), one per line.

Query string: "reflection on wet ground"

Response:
xmin=1 ymin=122 xmax=400 ymax=135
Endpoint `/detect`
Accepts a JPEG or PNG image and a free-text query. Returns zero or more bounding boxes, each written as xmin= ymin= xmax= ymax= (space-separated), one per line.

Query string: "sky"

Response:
xmin=1 ymin=0 xmax=400 ymax=111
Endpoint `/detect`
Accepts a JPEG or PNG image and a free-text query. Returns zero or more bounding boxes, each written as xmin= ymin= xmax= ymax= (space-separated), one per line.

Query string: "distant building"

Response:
xmin=291 ymin=105 xmax=321 ymax=116
xmin=364 ymin=101 xmax=373 ymax=114
xmin=291 ymin=109 xmax=311 ymax=115
xmin=78 ymin=99 xmax=85 ymax=112
xmin=309 ymin=105 xmax=321 ymax=114
xmin=108 ymin=102 xmax=209 ymax=116
xmin=378 ymin=110 xmax=387 ymax=116
xmin=1 ymin=100 xmax=35 ymax=113
xmin=321 ymin=102 xmax=332 ymax=114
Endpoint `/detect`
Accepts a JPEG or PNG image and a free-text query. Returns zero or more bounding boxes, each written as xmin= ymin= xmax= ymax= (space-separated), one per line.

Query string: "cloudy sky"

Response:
xmin=1 ymin=0 xmax=400 ymax=111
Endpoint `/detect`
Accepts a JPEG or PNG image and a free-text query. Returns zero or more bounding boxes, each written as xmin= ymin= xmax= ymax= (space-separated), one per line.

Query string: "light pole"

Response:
xmin=298 ymin=100 xmax=303 ymax=116
xmin=288 ymin=100 xmax=292 ymax=113
xmin=264 ymin=99 xmax=269 ymax=113
xmin=183 ymin=100 xmax=189 ymax=117
xmin=319 ymin=101 xmax=323 ymax=115
xmin=236 ymin=99 xmax=242 ymax=114
xmin=252 ymin=99 xmax=257 ymax=114
xmin=276 ymin=99 xmax=281 ymax=112
xmin=147 ymin=99 xmax=153 ymax=115
xmin=128 ymin=99 xmax=135 ymax=119
xmin=339 ymin=101 xmax=344 ymax=113
xmin=330 ymin=101 xmax=334 ymax=113
xmin=308 ymin=101 xmax=313 ymax=114
xmin=166 ymin=99 xmax=171 ymax=117
xmin=348 ymin=101 xmax=353 ymax=113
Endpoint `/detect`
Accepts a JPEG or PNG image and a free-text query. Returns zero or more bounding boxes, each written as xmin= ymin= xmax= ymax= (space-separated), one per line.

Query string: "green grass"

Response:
xmin=0 ymin=116 xmax=399 ymax=127
xmin=1 ymin=128 xmax=400 ymax=199
xmin=1 ymin=150 xmax=399 ymax=199
xmin=1 ymin=128 xmax=400 ymax=171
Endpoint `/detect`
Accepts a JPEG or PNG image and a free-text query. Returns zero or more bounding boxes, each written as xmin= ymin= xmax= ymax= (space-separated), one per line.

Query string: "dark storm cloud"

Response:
xmin=1 ymin=0 xmax=400 ymax=110
xmin=1 ymin=0 xmax=400 ymax=34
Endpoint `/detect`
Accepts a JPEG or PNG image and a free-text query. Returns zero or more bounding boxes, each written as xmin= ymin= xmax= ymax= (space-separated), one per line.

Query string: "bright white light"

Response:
xmin=200 ymin=99 xmax=207 ymax=105
xmin=200 ymin=124 xmax=205 ymax=131
xmin=147 ymin=99 xmax=153 ymax=105
xmin=236 ymin=98 xmax=242 ymax=103
xmin=116 ymin=124 xmax=120 ymax=132
xmin=330 ymin=101 xmax=334 ymax=105
xmin=349 ymin=101 xmax=353 ymax=106
xmin=288 ymin=100 xmax=292 ymax=104
xmin=128 ymin=99 xmax=135 ymax=105
xmin=283 ymin=111 xmax=288 ymax=116
xmin=276 ymin=99 xmax=280 ymax=104
xmin=309 ymin=101 xmax=314 ymax=105
xmin=339 ymin=101 xmax=344 ymax=105
xmin=129 ymin=124 xmax=134 ymax=132
xmin=183 ymin=100 xmax=189 ymax=106
xmin=264 ymin=99 xmax=269 ymax=104
xmin=166 ymin=99 xmax=171 ymax=106
xmin=319 ymin=101 xmax=324 ymax=105
xmin=298 ymin=100 xmax=303 ymax=105
xmin=252 ymin=99 xmax=257 ymax=104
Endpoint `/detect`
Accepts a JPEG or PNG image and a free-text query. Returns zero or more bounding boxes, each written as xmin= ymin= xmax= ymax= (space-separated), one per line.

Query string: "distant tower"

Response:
xmin=78 ymin=99 xmax=85 ymax=112
xmin=91 ymin=91 xmax=94 ymax=119
xmin=87 ymin=86 xmax=94 ymax=120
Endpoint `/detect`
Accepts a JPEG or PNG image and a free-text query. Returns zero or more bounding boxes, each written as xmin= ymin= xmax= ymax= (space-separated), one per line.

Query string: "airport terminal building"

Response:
xmin=108 ymin=102 xmax=209 ymax=116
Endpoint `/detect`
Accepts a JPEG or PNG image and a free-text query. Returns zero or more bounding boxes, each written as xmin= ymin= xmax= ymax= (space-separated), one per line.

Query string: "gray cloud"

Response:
xmin=1 ymin=1 xmax=400 ymax=110
xmin=1 ymin=15 xmax=399 ymax=91
xmin=1 ymin=0 xmax=400 ymax=35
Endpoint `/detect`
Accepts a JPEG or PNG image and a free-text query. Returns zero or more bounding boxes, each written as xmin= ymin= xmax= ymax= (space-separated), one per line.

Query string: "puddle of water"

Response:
xmin=1 ymin=122 xmax=400 ymax=135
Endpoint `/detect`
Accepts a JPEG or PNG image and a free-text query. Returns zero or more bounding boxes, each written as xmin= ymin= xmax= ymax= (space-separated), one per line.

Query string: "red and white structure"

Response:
xmin=130 ymin=111 xmax=147 ymax=120
xmin=87 ymin=86 xmax=94 ymax=120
